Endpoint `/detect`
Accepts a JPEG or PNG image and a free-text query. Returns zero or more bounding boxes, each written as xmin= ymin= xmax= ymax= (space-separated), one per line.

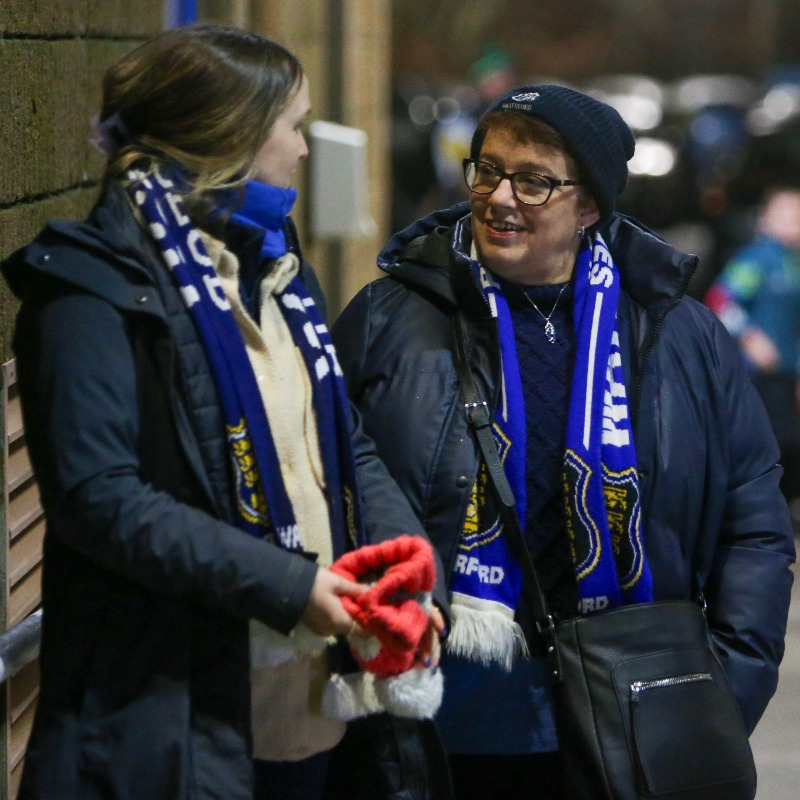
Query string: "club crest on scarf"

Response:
xmin=456 ymin=427 xmax=520 ymax=601
xmin=564 ymin=457 xmax=644 ymax=593
xmin=343 ymin=486 xmax=359 ymax=551
xmin=602 ymin=465 xmax=645 ymax=590
xmin=227 ymin=418 xmax=269 ymax=526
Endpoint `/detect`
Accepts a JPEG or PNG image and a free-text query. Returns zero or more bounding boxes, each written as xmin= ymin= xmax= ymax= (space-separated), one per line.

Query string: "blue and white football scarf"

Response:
xmin=447 ymin=259 xmax=528 ymax=669
xmin=448 ymin=231 xmax=653 ymax=670
xmin=125 ymin=167 xmax=363 ymax=558
xmin=232 ymin=178 xmax=363 ymax=555
xmin=567 ymin=234 xmax=652 ymax=611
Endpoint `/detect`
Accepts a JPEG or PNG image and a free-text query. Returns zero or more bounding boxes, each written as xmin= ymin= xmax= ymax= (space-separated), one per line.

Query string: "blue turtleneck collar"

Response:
xmin=231 ymin=179 xmax=298 ymax=260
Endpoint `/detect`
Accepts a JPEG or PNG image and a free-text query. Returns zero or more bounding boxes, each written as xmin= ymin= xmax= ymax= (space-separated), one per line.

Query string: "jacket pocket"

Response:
xmin=621 ymin=657 xmax=755 ymax=798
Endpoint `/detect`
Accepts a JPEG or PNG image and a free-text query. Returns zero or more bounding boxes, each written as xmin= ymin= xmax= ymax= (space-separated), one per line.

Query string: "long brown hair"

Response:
xmin=101 ymin=23 xmax=303 ymax=212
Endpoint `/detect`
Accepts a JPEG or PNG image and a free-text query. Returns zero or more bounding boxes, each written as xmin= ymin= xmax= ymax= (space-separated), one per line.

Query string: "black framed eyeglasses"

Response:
xmin=462 ymin=158 xmax=584 ymax=206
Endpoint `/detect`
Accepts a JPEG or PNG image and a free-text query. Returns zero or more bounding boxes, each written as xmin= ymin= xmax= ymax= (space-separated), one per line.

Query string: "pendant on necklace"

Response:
xmin=521 ymin=283 xmax=567 ymax=345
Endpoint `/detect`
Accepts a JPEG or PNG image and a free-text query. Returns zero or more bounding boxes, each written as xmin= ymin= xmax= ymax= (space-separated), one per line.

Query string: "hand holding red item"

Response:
xmin=331 ymin=534 xmax=436 ymax=675
xmin=323 ymin=535 xmax=444 ymax=720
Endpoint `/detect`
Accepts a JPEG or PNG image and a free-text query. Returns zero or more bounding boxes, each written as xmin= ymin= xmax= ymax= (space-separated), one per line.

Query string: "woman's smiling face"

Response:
xmin=469 ymin=126 xmax=599 ymax=285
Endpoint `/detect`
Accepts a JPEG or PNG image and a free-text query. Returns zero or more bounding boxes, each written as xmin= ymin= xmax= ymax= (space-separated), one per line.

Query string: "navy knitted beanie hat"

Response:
xmin=470 ymin=85 xmax=635 ymax=221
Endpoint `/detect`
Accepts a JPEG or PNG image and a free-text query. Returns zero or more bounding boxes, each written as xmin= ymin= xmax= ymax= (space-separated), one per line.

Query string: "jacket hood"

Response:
xmin=376 ymin=202 xmax=699 ymax=319
xmin=377 ymin=202 xmax=471 ymax=273
xmin=1 ymin=185 xmax=165 ymax=314
xmin=601 ymin=213 xmax=699 ymax=319
xmin=376 ymin=202 xmax=473 ymax=311
xmin=1 ymin=185 xmax=270 ymax=320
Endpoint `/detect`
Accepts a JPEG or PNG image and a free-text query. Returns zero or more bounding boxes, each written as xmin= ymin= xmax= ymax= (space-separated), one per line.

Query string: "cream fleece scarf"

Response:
xmin=203 ymin=233 xmax=344 ymax=760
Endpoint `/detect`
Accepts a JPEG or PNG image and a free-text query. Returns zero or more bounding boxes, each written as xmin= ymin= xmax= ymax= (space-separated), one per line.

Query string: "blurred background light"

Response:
xmin=628 ymin=137 xmax=678 ymax=177
xmin=669 ymin=74 xmax=760 ymax=114
xmin=747 ymin=85 xmax=800 ymax=135
xmin=586 ymin=75 xmax=665 ymax=131
xmin=408 ymin=95 xmax=437 ymax=127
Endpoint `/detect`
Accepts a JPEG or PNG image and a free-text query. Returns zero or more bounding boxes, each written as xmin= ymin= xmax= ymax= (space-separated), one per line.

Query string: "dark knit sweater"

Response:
xmin=504 ymin=280 xmax=579 ymax=630
xmin=434 ymin=280 xmax=577 ymax=756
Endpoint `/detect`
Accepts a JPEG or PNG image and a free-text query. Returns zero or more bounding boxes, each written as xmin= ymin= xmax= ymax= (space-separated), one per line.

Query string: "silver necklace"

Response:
xmin=521 ymin=283 xmax=568 ymax=343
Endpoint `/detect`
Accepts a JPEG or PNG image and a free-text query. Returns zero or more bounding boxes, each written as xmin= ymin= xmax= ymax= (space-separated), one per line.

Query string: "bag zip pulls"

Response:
xmin=631 ymin=672 xmax=712 ymax=695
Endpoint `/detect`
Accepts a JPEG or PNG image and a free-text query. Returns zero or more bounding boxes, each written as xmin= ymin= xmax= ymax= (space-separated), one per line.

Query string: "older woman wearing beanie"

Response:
xmin=330 ymin=85 xmax=795 ymax=799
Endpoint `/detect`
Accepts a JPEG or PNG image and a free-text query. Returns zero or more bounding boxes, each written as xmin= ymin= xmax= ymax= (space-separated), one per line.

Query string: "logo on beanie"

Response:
xmin=510 ymin=92 xmax=540 ymax=102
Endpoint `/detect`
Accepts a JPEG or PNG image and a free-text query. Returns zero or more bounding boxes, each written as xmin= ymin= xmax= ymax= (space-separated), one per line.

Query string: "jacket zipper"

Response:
xmin=631 ymin=299 xmax=677 ymax=429
xmin=631 ymin=672 xmax=712 ymax=695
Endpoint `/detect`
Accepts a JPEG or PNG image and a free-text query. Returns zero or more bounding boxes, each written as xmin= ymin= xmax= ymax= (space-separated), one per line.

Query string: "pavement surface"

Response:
xmin=750 ymin=559 xmax=800 ymax=798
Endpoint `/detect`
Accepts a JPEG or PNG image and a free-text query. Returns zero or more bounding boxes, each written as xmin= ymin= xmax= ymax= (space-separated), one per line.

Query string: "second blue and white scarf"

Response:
xmin=448 ymin=230 xmax=652 ymax=669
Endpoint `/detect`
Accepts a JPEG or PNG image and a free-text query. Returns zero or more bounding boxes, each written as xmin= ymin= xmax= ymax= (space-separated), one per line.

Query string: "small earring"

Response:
xmin=578 ymin=225 xmax=585 ymax=238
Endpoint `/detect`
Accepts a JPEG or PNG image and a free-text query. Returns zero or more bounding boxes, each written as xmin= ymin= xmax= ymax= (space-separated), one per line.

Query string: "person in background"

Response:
xmin=332 ymin=85 xmax=795 ymax=799
xmin=430 ymin=45 xmax=519 ymax=207
xmin=1 ymin=24 xmax=443 ymax=800
xmin=706 ymin=187 xmax=800 ymax=523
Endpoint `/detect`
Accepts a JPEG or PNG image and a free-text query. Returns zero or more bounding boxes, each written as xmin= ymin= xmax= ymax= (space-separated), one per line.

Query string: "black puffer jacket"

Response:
xmin=1 ymin=186 xmax=430 ymax=800
xmin=333 ymin=203 xmax=796 ymax=735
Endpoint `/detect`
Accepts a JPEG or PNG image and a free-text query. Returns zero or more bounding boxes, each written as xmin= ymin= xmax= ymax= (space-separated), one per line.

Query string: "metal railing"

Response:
xmin=0 ymin=609 xmax=42 ymax=684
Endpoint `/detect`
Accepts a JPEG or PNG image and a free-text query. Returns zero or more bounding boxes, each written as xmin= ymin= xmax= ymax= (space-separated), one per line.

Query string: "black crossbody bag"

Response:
xmin=451 ymin=313 xmax=756 ymax=800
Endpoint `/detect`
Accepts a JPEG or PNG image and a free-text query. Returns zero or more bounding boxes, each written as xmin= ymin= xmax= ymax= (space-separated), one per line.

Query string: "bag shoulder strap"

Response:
xmin=450 ymin=312 xmax=559 ymax=646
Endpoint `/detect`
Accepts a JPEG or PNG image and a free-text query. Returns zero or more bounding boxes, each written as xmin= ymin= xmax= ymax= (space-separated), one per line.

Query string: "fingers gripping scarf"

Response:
xmin=448 ymin=232 xmax=653 ymax=670
xmin=126 ymin=166 xmax=364 ymax=558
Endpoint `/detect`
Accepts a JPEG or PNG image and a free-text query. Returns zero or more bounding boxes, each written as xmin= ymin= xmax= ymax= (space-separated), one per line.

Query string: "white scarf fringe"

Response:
xmin=447 ymin=595 xmax=529 ymax=671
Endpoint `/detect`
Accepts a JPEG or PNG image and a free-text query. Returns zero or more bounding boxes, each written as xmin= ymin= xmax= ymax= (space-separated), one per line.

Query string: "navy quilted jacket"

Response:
xmin=332 ymin=203 xmax=796 ymax=735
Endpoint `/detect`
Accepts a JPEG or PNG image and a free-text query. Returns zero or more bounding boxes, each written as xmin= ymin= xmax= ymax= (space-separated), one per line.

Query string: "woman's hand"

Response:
xmin=741 ymin=327 xmax=780 ymax=373
xmin=300 ymin=566 xmax=367 ymax=637
xmin=416 ymin=604 xmax=448 ymax=670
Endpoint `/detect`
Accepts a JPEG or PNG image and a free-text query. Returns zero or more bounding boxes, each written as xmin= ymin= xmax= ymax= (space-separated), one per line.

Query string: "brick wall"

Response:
xmin=0 ymin=4 xmax=163 ymax=796
xmin=0 ymin=0 xmax=165 ymax=359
